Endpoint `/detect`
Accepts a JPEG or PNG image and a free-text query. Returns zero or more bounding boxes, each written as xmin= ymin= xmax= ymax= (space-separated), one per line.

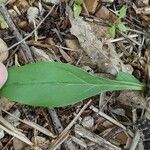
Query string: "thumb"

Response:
xmin=0 ymin=63 xmax=8 ymax=88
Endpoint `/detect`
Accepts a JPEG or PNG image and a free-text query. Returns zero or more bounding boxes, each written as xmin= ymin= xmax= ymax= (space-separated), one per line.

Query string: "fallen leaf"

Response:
xmin=116 ymin=91 xmax=146 ymax=109
xmin=84 ymin=0 xmax=99 ymax=14
xmin=13 ymin=138 xmax=27 ymax=150
xmin=65 ymin=38 xmax=81 ymax=51
xmin=70 ymin=17 xmax=126 ymax=75
xmin=31 ymin=46 xmax=52 ymax=61
xmin=95 ymin=6 xmax=116 ymax=22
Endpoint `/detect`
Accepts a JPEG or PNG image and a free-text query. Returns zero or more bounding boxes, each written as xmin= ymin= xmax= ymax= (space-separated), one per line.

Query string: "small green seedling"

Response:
xmin=73 ymin=0 xmax=83 ymax=17
xmin=108 ymin=5 xmax=127 ymax=38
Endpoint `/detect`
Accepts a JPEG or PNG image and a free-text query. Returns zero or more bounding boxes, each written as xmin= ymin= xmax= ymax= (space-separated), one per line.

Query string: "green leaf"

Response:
xmin=117 ymin=22 xmax=126 ymax=32
xmin=75 ymin=0 xmax=83 ymax=5
xmin=108 ymin=24 xmax=116 ymax=38
xmin=74 ymin=3 xmax=82 ymax=17
xmin=0 ymin=62 xmax=144 ymax=107
xmin=116 ymin=72 xmax=141 ymax=84
xmin=119 ymin=5 xmax=126 ymax=19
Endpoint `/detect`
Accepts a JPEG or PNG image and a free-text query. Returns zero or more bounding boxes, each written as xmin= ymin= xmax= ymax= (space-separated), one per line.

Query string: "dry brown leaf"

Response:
xmin=84 ymin=0 xmax=100 ymax=14
xmin=31 ymin=46 xmax=52 ymax=61
xmin=0 ymin=97 xmax=15 ymax=111
xmin=15 ymin=0 xmax=30 ymax=13
xmin=116 ymin=91 xmax=146 ymax=109
xmin=65 ymin=38 xmax=81 ymax=51
xmin=13 ymin=138 xmax=27 ymax=150
xmin=95 ymin=6 xmax=116 ymax=22
xmin=70 ymin=17 xmax=126 ymax=75
xmin=115 ymin=131 xmax=128 ymax=145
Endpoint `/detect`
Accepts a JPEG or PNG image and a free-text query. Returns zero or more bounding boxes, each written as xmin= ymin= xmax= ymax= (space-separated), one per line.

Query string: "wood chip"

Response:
xmin=129 ymin=130 xmax=141 ymax=150
xmin=75 ymin=124 xmax=121 ymax=150
xmin=84 ymin=0 xmax=99 ymax=14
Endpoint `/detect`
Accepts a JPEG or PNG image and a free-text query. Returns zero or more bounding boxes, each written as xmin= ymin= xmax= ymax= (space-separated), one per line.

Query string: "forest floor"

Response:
xmin=0 ymin=0 xmax=150 ymax=149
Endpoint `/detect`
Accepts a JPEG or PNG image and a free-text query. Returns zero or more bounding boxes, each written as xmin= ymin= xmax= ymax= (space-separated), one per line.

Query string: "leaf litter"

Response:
xmin=0 ymin=0 xmax=150 ymax=149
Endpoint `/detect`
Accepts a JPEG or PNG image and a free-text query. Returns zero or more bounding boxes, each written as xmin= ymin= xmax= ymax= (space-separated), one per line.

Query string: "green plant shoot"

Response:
xmin=108 ymin=5 xmax=127 ymax=37
xmin=73 ymin=0 xmax=83 ymax=17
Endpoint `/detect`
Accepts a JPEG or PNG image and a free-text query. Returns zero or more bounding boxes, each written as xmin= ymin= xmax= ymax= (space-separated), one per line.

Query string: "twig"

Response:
xmin=48 ymin=108 xmax=76 ymax=150
xmin=108 ymin=34 xmax=138 ymax=43
xmin=75 ymin=124 xmax=121 ymax=150
xmin=129 ymin=130 xmax=141 ymax=150
xmin=0 ymin=4 xmax=34 ymax=63
xmin=90 ymin=105 xmax=126 ymax=130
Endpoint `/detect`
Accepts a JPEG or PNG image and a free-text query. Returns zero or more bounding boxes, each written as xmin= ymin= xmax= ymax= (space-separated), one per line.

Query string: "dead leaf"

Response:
xmin=70 ymin=17 xmax=126 ymax=75
xmin=95 ymin=6 xmax=116 ymax=22
xmin=116 ymin=91 xmax=146 ymax=109
xmin=15 ymin=0 xmax=30 ymax=13
xmin=65 ymin=38 xmax=81 ymax=51
xmin=0 ymin=97 xmax=15 ymax=111
xmin=31 ymin=46 xmax=52 ymax=61
xmin=13 ymin=138 xmax=27 ymax=150
xmin=84 ymin=0 xmax=100 ymax=14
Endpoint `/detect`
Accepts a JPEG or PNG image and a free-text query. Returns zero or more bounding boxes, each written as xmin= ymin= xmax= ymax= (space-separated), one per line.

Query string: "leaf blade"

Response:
xmin=0 ymin=62 xmax=144 ymax=107
xmin=119 ymin=5 xmax=126 ymax=19
xmin=73 ymin=4 xmax=82 ymax=17
xmin=118 ymin=22 xmax=126 ymax=32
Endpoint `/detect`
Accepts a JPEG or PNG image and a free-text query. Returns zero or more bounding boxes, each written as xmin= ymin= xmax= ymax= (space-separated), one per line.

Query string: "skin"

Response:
xmin=0 ymin=63 xmax=8 ymax=88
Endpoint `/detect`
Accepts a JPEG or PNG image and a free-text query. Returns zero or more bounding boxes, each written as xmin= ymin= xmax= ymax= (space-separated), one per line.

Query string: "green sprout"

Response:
xmin=73 ymin=0 xmax=83 ymax=17
xmin=108 ymin=5 xmax=127 ymax=38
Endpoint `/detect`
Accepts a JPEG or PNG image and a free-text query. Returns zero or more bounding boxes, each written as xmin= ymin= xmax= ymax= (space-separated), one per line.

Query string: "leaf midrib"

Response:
xmin=4 ymin=81 xmax=144 ymax=88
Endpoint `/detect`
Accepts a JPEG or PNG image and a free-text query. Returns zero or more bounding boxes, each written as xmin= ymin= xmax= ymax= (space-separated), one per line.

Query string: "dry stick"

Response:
xmin=129 ymin=130 xmax=141 ymax=150
xmin=0 ymin=4 xmax=34 ymax=63
xmin=49 ymin=109 xmax=76 ymax=150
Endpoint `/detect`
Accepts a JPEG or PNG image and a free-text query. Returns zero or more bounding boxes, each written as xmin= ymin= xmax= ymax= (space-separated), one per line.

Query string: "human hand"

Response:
xmin=0 ymin=63 xmax=8 ymax=88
